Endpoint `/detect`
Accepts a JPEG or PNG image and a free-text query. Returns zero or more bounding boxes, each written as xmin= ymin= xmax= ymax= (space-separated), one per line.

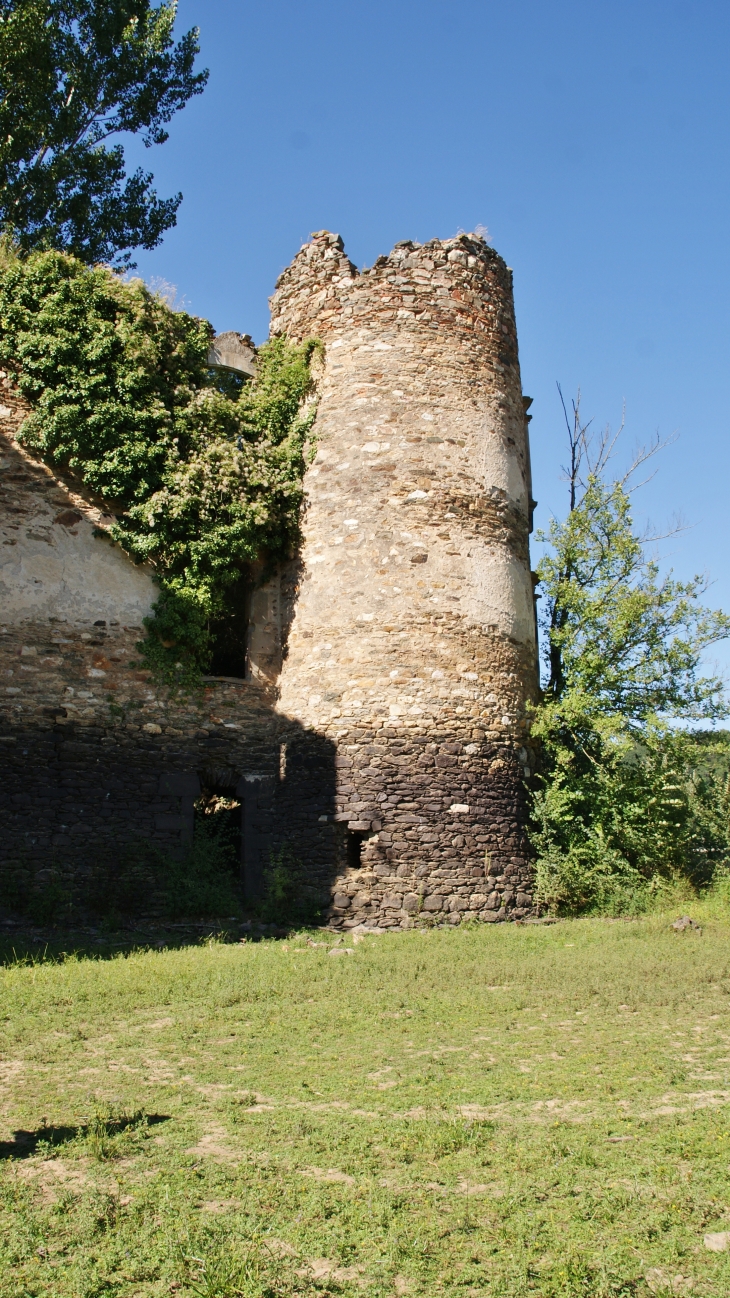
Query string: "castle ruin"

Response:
xmin=0 ymin=230 xmax=538 ymax=927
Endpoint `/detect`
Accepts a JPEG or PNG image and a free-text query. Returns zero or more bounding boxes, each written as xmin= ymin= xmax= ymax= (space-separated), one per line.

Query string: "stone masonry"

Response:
xmin=270 ymin=230 xmax=538 ymax=926
xmin=0 ymin=230 xmax=538 ymax=926
xmin=0 ymin=369 xmax=337 ymax=914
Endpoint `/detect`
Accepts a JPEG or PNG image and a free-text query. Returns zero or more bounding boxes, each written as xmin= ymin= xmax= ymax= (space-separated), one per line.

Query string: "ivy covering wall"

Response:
xmin=0 ymin=248 xmax=319 ymax=679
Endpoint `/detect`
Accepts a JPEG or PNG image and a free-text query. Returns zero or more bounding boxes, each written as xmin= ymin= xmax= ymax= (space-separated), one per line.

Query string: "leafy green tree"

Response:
xmin=531 ymin=392 xmax=730 ymax=912
xmin=0 ymin=1 xmax=207 ymax=265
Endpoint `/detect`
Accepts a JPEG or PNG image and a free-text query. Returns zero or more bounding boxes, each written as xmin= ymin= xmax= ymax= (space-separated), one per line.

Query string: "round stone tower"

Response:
xmin=269 ymin=230 xmax=538 ymax=927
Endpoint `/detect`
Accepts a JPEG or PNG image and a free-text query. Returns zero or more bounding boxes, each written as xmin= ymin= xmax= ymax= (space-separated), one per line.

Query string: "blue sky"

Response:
xmin=129 ymin=0 xmax=730 ymax=676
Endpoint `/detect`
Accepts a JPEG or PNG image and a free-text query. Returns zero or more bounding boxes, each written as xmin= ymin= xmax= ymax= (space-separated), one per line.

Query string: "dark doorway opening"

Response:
xmin=209 ymin=572 xmax=252 ymax=679
xmin=347 ymin=828 xmax=367 ymax=870
xmin=194 ymin=778 xmax=242 ymax=880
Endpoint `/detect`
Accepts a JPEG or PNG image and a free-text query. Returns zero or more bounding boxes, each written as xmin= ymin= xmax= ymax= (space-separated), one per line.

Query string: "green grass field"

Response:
xmin=2 ymin=906 xmax=730 ymax=1297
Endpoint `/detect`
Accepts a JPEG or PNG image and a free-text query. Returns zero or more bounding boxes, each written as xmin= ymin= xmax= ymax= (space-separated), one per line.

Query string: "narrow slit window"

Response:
xmin=208 ymin=573 xmax=252 ymax=679
xmin=347 ymin=829 xmax=367 ymax=870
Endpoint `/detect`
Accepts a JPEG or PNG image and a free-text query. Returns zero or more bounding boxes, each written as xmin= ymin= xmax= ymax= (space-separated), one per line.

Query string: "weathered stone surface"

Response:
xmin=0 ymin=381 xmax=156 ymax=626
xmin=206 ymin=331 xmax=256 ymax=378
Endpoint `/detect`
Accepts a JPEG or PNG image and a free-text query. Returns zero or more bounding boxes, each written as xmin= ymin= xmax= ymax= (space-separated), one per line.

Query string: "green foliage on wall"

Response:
xmin=0 ymin=247 xmax=319 ymax=678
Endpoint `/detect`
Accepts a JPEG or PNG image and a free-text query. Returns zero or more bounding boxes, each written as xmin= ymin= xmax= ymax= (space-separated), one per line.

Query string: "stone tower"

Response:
xmin=269 ymin=230 xmax=538 ymax=926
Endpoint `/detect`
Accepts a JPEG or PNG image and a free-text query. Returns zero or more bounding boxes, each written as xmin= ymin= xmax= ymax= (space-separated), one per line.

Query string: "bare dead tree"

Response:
xmin=556 ymin=383 xmax=682 ymax=537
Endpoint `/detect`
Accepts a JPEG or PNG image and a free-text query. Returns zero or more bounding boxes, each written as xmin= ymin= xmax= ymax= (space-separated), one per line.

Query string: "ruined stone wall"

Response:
xmin=0 ymin=374 xmax=336 ymax=913
xmin=270 ymin=231 xmax=538 ymax=927
xmin=0 ymin=609 xmax=337 ymax=915
xmin=0 ymin=612 xmax=335 ymax=908
xmin=0 ymin=375 xmax=156 ymax=625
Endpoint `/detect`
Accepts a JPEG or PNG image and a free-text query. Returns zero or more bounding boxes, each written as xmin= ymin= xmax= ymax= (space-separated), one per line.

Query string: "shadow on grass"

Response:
xmin=0 ymin=1112 xmax=171 ymax=1160
xmin=0 ymin=921 xmax=296 ymax=966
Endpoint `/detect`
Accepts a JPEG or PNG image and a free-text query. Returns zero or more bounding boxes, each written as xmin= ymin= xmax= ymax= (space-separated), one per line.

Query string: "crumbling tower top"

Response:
xmin=270 ymin=230 xmax=518 ymax=369
xmin=269 ymin=229 xmax=534 ymax=647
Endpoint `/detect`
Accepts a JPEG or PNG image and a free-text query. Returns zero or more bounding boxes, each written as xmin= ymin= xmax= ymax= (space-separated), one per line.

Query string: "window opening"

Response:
xmin=347 ymin=828 xmax=367 ymax=870
xmin=208 ymin=572 xmax=252 ymax=679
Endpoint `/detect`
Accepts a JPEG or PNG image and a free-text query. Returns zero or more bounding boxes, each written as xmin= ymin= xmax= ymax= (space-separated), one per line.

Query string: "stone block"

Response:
xmin=422 ymin=895 xmax=444 ymax=911
xmin=159 ymin=772 xmax=201 ymax=797
xmin=155 ymin=814 xmax=189 ymax=830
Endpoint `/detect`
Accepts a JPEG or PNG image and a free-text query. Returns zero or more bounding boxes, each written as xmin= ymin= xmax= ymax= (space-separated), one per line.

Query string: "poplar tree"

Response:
xmin=0 ymin=1 xmax=207 ymax=266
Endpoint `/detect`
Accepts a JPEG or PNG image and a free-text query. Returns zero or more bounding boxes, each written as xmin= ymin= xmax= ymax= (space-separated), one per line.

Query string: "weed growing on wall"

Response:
xmin=160 ymin=817 xmax=241 ymax=919
xmin=258 ymin=845 xmax=320 ymax=926
xmin=0 ymin=246 xmax=319 ymax=678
